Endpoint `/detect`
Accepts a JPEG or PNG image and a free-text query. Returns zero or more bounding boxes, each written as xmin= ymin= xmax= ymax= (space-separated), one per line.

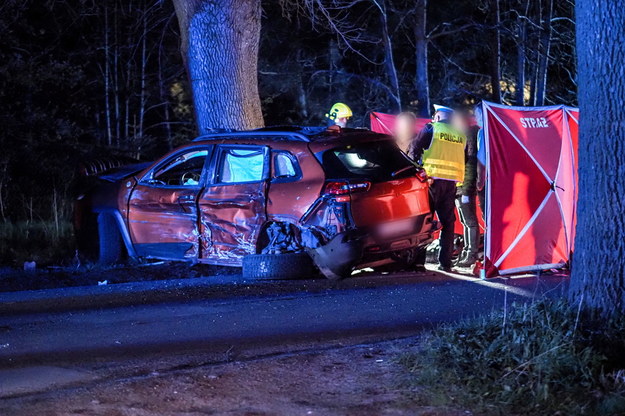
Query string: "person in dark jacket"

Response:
xmin=452 ymin=110 xmax=480 ymax=267
xmin=393 ymin=111 xmax=418 ymax=155
xmin=409 ymin=105 xmax=466 ymax=272
xmin=394 ymin=111 xmax=428 ymax=272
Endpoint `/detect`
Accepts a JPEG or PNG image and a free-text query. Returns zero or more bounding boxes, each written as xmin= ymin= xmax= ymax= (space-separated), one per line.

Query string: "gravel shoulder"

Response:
xmin=0 ymin=338 xmax=468 ymax=416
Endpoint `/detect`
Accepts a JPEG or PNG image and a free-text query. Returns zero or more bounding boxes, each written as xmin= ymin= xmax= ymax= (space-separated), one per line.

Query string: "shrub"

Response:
xmin=0 ymin=220 xmax=75 ymax=266
xmin=398 ymin=300 xmax=625 ymax=415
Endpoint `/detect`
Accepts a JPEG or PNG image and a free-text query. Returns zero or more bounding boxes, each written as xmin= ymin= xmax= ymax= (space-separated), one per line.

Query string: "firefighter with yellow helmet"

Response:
xmin=325 ymin=102 xmax=352 ymax=128
xmin=409 ymin=104 xmax=466 ymax=272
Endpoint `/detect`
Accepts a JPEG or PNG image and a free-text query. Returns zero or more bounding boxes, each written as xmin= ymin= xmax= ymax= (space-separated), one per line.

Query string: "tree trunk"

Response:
xmin=515 ymin=0 xmax=530 ymax=106
xmin=377 ymin=0 xmax=401 ymax=112
xmin=529 ymin=58 xmax=537 ymax=105
xmin=489 ymin=0 xmax=502 ymax=103
xmin=571 ymin=0 xmax=625 ymax=316
xmin=296 ymin=50 xmax=309 ymax=119
xmin=138 ymin=9 xmax=148 ymax=146
xmin=534 ymin=0 xmax=553 ymax=106
xmin=414 ymin=0 xmax=430 ymax=117
xmin=103 ymin=5 xmax=112 ymax=146
xmin=113 ymin=4 xmax=121 ymax=146
xmin=515 ymin=16 xmax=526 ymax=106
xmin=172 ymin=0 xmax=264 ymax=133
xmin=329 ymin=39 xmax=341 ymax=101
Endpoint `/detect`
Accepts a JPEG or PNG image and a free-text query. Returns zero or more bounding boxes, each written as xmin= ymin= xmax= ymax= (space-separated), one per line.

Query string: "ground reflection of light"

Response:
xmin=425 ymin=264 xmax=538 ymax=298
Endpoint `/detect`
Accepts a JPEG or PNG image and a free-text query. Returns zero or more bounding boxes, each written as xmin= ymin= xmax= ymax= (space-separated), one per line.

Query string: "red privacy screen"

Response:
xmin=369 ymin=112 xmax=430 ymax=136
xmin=483 ymin=102 xmax=579 ymax=277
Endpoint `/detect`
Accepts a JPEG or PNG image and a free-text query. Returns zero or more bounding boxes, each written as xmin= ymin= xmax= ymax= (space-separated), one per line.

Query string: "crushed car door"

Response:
xmin=127 ymin=147 xmax=212 ymax=260
xmin=198 ymin=145 xmax=269 ymax=264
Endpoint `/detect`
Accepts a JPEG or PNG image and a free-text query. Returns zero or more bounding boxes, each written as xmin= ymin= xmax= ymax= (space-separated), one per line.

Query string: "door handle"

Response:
xmin=178 ymin=195 xmax=195 ymax=202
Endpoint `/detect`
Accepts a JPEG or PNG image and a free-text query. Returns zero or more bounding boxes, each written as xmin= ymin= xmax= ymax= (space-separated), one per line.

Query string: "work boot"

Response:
xmin=414 ymin=265 xmax=427 ymax=273
xmin=438 ymin=264 xmax=453 ymax=273
xmin=454 ymin=250 xmax=468 ymax=266
xmin=457 ymin=253 xmax=478 ymax=268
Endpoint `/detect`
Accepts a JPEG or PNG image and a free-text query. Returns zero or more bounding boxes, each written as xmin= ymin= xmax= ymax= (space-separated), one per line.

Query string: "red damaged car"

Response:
xmin=76 ymin=127 xmax=436 ymax=279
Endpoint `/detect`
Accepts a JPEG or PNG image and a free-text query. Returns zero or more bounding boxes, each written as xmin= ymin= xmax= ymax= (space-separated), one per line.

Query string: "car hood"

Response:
xmin=98 ymin=162 xmax=151 ymax=182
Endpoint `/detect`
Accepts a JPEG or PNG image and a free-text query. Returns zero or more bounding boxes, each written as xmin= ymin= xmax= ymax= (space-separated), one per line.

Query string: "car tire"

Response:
xmin=242 ymin=252 xmax=315 ymax=280
xmin=98 ymin=213 xmax=125 ymax=265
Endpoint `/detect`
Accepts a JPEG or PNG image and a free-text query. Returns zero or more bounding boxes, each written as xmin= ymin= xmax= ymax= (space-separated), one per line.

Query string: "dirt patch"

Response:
xmin=0 ymin=340 xmax=468 ymax=416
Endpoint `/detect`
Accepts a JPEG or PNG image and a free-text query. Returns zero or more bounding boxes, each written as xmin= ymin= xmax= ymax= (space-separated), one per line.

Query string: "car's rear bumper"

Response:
xmin=309 ymin=213 xmax=437 ymax=279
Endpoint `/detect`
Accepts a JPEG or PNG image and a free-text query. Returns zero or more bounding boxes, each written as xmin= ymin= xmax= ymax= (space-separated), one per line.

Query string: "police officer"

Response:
xmin=410 ymin=104 xmax=466 ymax=272
xmin=325 ymin=102 xmax=352 ymax=128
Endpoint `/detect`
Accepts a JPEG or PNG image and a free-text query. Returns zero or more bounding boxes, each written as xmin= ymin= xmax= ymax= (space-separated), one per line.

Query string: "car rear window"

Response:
xmin=320 ymin=140 xmax=416 ymax=182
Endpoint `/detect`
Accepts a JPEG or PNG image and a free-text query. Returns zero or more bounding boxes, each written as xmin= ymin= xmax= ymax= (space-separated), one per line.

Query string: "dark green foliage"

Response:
xmin=0 ymin=221 xmax=74 ymax=266
xmin=0 ymin=1 xmax=193 ymax=267
xmin=399 ymin=300 xmax=625 ymax=415
xmin=0 ymin=0 xmax=192 ymax=225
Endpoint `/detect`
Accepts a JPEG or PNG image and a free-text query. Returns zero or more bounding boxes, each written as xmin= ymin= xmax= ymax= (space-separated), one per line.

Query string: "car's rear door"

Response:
xmin=127 ymin=146 xmax=212 ymax=260
xmin=198 ymin=144 xmax=270 ymax=264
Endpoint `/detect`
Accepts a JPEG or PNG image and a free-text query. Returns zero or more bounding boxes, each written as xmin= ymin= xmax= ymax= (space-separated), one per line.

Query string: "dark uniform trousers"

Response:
xmin=429 ymin=179 xmax=458 ymax=268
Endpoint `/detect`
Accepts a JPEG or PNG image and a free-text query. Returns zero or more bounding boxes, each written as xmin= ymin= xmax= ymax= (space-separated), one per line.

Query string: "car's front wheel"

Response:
xmin=242 ymin=252 xmax=314 ymax=280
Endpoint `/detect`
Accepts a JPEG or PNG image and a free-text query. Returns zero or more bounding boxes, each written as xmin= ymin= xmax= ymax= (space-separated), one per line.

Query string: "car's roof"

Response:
xmin=191 ymin=126 xmax=391 ymax=146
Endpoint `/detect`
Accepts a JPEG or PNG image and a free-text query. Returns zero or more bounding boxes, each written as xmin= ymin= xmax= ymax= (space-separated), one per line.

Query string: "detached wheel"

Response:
xmin=242 ymin=252 xmax=314 ymax=280
xmin=98 ymin=213 xmax=125 ymax=265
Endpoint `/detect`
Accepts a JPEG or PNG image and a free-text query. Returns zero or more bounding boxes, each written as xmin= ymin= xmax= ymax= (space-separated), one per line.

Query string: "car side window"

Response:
xmin=148 ymin=149 xmax=208 ymax=187
xmin=217 ymin=147 xmax=265 ymax=184
xmin=272 ymin=151 xmax=300 ymax=182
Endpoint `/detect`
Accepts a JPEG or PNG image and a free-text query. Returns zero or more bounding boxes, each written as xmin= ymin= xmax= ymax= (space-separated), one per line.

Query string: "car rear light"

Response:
xmin=323 ymin=180 xmax=371 ymax=202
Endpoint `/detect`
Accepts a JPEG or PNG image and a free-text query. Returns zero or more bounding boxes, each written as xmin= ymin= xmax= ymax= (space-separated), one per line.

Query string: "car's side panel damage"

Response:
xmin=128 ymin=184 xmax=200 ymax=260
xmin=198 ymin=181 xmax=267 ymax=264
xmin=77 ymin=128 xmax=437 ymax=279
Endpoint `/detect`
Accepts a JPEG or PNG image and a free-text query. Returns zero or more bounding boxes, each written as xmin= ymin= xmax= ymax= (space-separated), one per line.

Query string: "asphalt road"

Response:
xmin=0 ymin=270 xmax=568 ymax=369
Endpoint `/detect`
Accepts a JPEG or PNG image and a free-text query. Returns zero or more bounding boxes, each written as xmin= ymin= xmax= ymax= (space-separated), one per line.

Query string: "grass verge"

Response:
xmin=398 ymin=300 xmax=625 ymax=415
xmin=0 ymin=220 xmax=75 ymax=266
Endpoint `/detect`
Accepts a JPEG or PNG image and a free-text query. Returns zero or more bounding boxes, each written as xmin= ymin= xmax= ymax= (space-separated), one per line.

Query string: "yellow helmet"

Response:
xmin=325 ymin=102 xmax=353 ymax=121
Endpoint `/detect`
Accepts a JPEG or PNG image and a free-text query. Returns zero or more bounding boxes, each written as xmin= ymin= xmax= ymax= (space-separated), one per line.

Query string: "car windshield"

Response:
xmin=321 ymin=140 xmax=416 ymax=182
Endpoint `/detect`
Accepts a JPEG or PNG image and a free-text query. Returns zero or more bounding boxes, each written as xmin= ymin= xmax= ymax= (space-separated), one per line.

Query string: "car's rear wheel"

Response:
xmin=98 ymin=213 xmax=125 ymax=265
xmin=242 ymin=252 xmax=314 ymax=280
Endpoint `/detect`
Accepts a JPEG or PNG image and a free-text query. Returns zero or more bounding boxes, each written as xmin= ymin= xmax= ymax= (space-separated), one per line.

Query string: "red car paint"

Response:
xmin=78 ymin=127 xmax=436 ymax=277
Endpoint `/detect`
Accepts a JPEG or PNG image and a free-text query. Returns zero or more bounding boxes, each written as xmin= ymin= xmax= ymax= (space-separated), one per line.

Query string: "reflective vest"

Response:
xmin=422 ymin=122 xmax=466 ymax=182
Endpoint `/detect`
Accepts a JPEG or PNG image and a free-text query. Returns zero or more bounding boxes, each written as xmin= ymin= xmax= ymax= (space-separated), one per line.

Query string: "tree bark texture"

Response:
xmin=377 ymin=0 xmax=401 ymax=112
xmin=515 ymin=0 xmax=530 ymax=106
xmin=489 ymin=0 xmax=502 ymax=103
xmin=571 ymin=0 xmax=625 ymax=316
xmin=516 ymin=16 xmax=526 ymax=106
xmin=534 ymin=0 xmax=553 ymax=106
xmin=173 ymin=0 xmax=264 ymax=132
xmin=414 ymin=0 xmax=430 ymax=117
